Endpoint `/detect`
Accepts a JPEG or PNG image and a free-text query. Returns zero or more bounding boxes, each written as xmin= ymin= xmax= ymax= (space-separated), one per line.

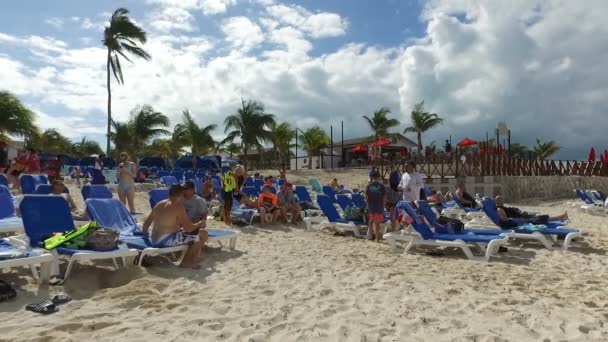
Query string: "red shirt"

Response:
xmin=27 ymin=154 xmax=41 ymax=173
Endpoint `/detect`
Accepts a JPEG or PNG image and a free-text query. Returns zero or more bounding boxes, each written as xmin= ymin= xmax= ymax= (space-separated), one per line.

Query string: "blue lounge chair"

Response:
xmin=452 ymin=194 xmax=481 ymax=213
xmin=34 ymin=184 xmax=69 ymax=195
xmin=149 ymin=188 xmax=169 ymax=209
xmin=184 ymin=171 xmax=195 ymax=181
xmin=322 ymin=186 xmax=338 ymax=202
xmin=243 ymin=186 xmax=259 ymax=198
xmin=311 ymin=194 xmax=369 ymax=237
xmin=294 ymin=186 xmax=313 ymax=203
xmin=0 ymin=238 xmax=54 ymax=283
xmin=85 ymin=198 xmax=239 ymax=265
xmin=20 ymin=195 xmax=138 ymax=279
xmin=161 ymin=176 xmax=178 ymax=187
xmin=245 ymin=177 xmax=254 ymax=186
xmin=350 ymin=193 xmax=367 ymax=209
xmin=0 ymin=185 xmax=23 ymax=234
xmin=0 ymin=173 xmax=7 ymax=187
xmin=20 ymin=174 xmax=48 ymax=194
xmin=416 ymin=200 xmax=509 ymax=236
xmin=196 ymin=171 xmax=206 ymax=179
xmin=191 ymin=178 xmax=203 ymax=196
xmin=253 ymin=179 xmax=264 ymax=190
xmin=480 ymin=198 xmax=581 ymax=251
xmin=335 ymin=194 xmax=352 ymax=211
xmin=278 ymin=179 xmax=286 ymax=187
xmin=384 ymin=201 xmax=509 ymax=261
xmin=81 ymin=184 xmax=113 ymax=201
xmin=171 ymin=171 xmax=184 ymax=182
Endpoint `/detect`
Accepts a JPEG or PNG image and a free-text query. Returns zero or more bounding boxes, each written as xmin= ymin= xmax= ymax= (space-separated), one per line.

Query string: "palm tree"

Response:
xmin=221 ymin=143 xmax=241 ymax=158
xmin=509 ymin=143 xmax=528 ymax=156
xmin=532 ymin=139 xmax=560 ymax=159
xmin=362 ymin=107 xmax=400 ymax=140
xmin=299 ymin=126 xmax=330 ymax=169
xmin=403 ymin=101 xmax=444 ymax=152
xmin=173 ymin=109 xmax=216 ymax=169
xmin=223 ymin=99 xmax=276 ymax=166
xmin=109 ymin=105 xmax=169 ymax=158
xmin=143 ymin=138 xmax=182 ymax=160
xmin=27 ymin=129 xmax=72 ymax=153
xmin=128 ymin=104 xmax=170 ymax=155
xmin=0 ymin=91 xmax=39 ymax=141
xmin=103 ymin=8 xmax=151 ymax=155
xmin=71 ymin=137 xmax=103 ymax=157
xmin=270 ymin=122 xmax=296 ymax=165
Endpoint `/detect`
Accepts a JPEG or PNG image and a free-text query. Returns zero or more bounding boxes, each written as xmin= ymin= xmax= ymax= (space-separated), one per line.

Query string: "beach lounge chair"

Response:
xmin=0 ymin=238 xmax=54 ymax=283
xmin=245 ymin=177 xmax=254 ymax=186
xmin=306 ymin=194 xmax=370 ymax=236
xmin=0 ymin=173 xmax=7 ymax=187
xmin=384 ymin=201 xmax=509 ymax=261
xmin=34 ymin=184 xmax=69 ymax=195
xmin=20 ymin=174 xmax=48 ymax=194
xmin=184 ymin=171 xmax=195 ymax=181
xmin=242 ymin=186 xmax=259 ymax=198
xmin=278 ymin=179 xmax=286 ymax=187
xmin=81 ymin=185 xmax=113 ymax=201
xmin=253 ymin=179 xmax=264 ymax=190
xmin=85 ymin=198 xmax=239 ymax=265
xmin=480 ymin=198 xmax=581 ymax=251
xmin=161 ymin=176 xmax=178 ymax=187
xmin=322 ymin=186 xmax=338 ymax=202
xmin=149 ymin=188 xmax=169 ymax=209
xmin=416 ymin=200 xmax=510 ymax=236
xmin=309 ymin=178 xmax=322 ymax=193
xmin=335 ymin=194 xmax=352 ymax=211
xmin=351 ymin=193 xmax=367 ymax=209
xmin=20 ymin=195 xmax=139 ymax=279
xmin=171 ymin=171 xmax=184 ymax=182
xmin=0 ymin=185 xmax=23 ymax=234
xmin=294 ymin=186 xmax=313 ymax=203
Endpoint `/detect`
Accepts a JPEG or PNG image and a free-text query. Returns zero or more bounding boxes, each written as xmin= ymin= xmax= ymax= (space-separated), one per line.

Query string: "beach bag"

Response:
xmin=86 ymin=227 xmax=119 ymax=251
xmin=344 ymin=206 xmax=363 ymax=221
xmin=434 ymin=216 xmax=464 ymax=234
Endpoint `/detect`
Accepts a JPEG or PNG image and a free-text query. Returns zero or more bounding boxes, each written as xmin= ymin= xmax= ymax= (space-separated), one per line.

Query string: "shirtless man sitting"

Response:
xmin=142 ymin=184 xmax=208 ymax=269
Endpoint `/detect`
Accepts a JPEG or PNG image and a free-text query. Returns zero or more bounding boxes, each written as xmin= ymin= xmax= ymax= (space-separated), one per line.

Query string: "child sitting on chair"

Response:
xmin=258 ymin=185 xmax=279 ymax=226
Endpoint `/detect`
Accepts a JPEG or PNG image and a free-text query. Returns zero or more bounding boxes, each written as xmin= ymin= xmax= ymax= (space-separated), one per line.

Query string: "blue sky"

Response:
xmin=1 ymin=0 xmax=607 ymax=159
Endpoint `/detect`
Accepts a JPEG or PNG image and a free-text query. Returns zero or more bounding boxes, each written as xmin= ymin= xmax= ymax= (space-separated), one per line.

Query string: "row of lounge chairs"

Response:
xmin=0 ymin=183 xmax=239 ymax=283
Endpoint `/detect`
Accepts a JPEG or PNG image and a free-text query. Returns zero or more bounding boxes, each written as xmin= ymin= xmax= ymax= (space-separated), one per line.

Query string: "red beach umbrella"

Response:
xmin=371 ymin=138 xmax=392 ymax=147
xmin=588 ymin=147 xmax=596 ymax=162
xmin=352 ymin=145 xmax=368 ymax=152
xmin=457 ymin=138 xmax=478 ymax=147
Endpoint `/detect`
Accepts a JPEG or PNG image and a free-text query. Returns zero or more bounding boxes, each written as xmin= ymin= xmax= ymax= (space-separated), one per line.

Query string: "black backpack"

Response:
xmin=434 ymin=216 xmax=465 ymax=234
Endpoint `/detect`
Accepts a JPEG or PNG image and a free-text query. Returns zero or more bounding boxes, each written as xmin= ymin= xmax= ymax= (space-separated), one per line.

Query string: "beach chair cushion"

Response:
xmin=81 ymin=185 xmax=113 ymax=201
xmin=161 ymin=176 xmax=178 ymax=187
xmin=85 ymin=198 xmax=140 ymax=236
xmin=149 ymin=188 xmax=169 ymax=209
xmin=0 ymin=185 xmax=15 ymax=220
xmin=294 ymin=186 xmax=313 ymax=203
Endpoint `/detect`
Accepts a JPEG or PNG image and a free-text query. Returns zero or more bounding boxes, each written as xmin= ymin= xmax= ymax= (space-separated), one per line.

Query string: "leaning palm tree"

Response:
xmin=532 ymin=139 xmax=560 ymax=159
xmin=362 ymin=107 xmax=400 ymax=140
xmin=270 ymin=122 xmax=296 ymax=165
xmin=108 ymin=121 xmax=134 ymax=157
xmin=223 ymin=99 xmax=276 ymax=166
xmin=103 ymin=8 xmax=151 ymax=155
xmin=173 ymin=109 xmax=217 ymax=169
xmin=0 ymin=91 xmax=39 ymax=142
xmin=299 ymin=126 xmax=330 ymax=169
xmin=403 ymin=101 xmax=444 ymax=152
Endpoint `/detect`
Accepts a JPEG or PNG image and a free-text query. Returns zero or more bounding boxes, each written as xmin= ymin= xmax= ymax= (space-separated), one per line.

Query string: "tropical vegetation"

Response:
xmin=298 ymin=126 xmax=330 ymax=169
xmin=362 ymin=107 xmax=399 ymax=140
xmin=0 ymin=91 xmax=39 ymax=142
xmin=403 ymin=101 xmax=444 ymax=151
xmin=109 ymin=104 xmax=169 ymax=158
xmin=532 ymin=139 xmax=560 ymax=159
xmin=103 ymin=7 xmax=151 ymax=154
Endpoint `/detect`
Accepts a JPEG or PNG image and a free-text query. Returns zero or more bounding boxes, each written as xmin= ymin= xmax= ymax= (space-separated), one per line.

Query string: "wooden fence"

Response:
xmin=375 ymin=154 xmax=608 ymax=179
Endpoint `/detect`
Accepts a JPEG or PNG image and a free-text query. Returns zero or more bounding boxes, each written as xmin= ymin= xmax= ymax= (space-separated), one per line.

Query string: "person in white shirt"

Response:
xmin=399 ymin=160 xmax=424 ymax=202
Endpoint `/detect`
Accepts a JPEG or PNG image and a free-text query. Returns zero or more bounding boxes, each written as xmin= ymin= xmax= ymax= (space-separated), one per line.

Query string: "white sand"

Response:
xmin=1 ymin=178 xmax=608 ymax=341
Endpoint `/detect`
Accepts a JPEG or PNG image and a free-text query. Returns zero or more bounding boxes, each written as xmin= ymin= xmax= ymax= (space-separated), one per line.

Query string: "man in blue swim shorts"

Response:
xmin=142 ymin=184 xmax=208 ymax=269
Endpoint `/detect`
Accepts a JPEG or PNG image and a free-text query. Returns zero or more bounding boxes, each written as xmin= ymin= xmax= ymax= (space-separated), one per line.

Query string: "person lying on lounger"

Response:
xmin=142 ymin=184 xmax=208 ymax=269
xmin=495 ymin=196 xmax=568 ymax=228
xmin=455 ymin=183 xmax=478 ymax=208
xmin=51 ymin=180 xmax=88 ymax=221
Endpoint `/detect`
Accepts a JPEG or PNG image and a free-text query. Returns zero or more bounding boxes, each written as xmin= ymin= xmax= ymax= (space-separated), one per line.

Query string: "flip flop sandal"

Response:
xmin=51 ymin=294 xmax=72 ymax=305
xmin=26 ymin=300 xmax=58 ymax=315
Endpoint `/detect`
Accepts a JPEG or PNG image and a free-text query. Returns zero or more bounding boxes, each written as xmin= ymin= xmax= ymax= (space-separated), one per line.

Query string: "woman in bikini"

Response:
xmin=117 ymin=152 xmax=137 ymax=213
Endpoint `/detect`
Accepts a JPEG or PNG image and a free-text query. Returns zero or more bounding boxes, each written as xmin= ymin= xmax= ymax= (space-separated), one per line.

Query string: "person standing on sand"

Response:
xmin=117 ymin=152 xmax=137 ymax=213
xmin=399 ymin=160 xmax=424 ymax=202
xmin=365 ymin=171 xmax=385 ymax=242
xmin=142 ymin=184 xmax=207 ymax=269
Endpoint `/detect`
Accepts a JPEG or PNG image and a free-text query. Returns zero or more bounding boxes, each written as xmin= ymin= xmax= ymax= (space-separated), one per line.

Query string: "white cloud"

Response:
xmin=266 ymin=4 xmax=348 ymax=38
xmin=81 ymin=18 xmax=96 ymax=30
xmin=1 ymin=0 xmax=607 ymax=158
xmin=221 ymin=17 xmax=264 ymax=53
xmin=149 ymin=7 xmax=196 ymax=32
xmin=44 ymin=17 xmax=64 ymax=30
xmin=146 ymin=0 xmax=237 ymax=15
